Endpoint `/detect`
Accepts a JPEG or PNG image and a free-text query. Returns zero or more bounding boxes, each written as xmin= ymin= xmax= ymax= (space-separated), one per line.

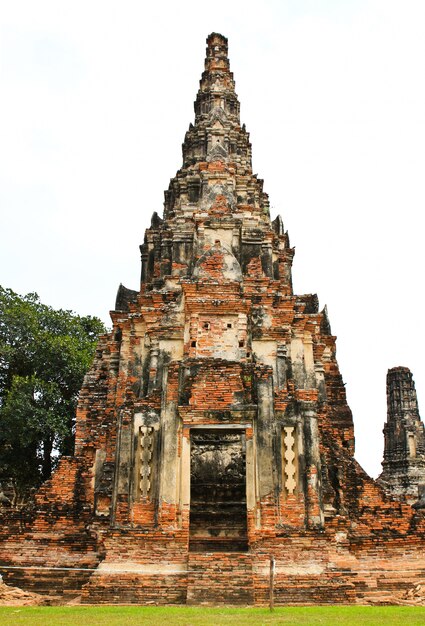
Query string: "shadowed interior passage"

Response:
xmin=189 ymin=429 xmax=247 ymax=551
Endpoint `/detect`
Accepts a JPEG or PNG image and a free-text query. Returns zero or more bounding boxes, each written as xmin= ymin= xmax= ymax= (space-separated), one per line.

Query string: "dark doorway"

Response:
xmin=189 ymin=429 xmax=248 ymax=552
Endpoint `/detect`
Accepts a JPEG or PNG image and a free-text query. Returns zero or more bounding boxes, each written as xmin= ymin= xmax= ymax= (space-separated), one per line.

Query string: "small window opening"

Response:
xmin=191 ymin=341 xmax=197 ymax=348
xmin=227 ymin=323 xmax=232 ymax=329
xmin=239 ymin=340 xmax=244 ymax=348
xmin=203 ymin=322 xmax=210 ymax=330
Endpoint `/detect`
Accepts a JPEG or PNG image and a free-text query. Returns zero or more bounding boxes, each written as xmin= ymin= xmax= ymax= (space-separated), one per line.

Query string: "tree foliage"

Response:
xmin=0 ymin=286 xmax=106 ymax=502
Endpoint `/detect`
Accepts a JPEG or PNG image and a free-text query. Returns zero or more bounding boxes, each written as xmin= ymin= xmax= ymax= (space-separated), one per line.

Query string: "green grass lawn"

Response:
xmin=0 ymin=605 xmax=425 ymax=626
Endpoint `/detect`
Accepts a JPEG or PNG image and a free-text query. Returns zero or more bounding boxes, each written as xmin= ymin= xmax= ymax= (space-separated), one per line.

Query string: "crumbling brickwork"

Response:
xmin=1 ymin=33 xmax=425 ymax=605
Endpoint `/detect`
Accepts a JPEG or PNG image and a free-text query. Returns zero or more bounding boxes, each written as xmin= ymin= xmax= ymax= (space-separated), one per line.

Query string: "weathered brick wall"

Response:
xmin=0 ymin=456 xmax=101 ymax=596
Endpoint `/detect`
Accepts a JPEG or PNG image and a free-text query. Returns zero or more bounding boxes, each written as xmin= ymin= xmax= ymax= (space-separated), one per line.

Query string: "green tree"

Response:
xmin=0 ymin=286 xmax=106 ymax=503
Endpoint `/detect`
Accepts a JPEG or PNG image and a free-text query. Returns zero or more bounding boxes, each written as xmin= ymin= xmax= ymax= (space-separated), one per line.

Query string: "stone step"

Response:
xmin=187 ymin=551 xmax=254 ymax=605
xmin=189 ymin=535 xmax=248 ymax=552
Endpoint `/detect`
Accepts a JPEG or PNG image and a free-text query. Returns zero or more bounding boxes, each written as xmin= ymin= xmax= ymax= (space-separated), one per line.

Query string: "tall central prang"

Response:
xmin=103 ymin=32 xmax=347 ymax=542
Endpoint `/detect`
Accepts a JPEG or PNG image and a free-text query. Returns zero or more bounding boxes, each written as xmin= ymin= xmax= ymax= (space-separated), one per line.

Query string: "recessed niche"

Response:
xmin=189 ymin=429 xmax=247 ymax=552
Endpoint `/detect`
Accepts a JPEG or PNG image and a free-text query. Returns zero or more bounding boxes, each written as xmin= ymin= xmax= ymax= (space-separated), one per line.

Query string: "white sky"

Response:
xmin=1 ymin=0 xmax=424 ymax=478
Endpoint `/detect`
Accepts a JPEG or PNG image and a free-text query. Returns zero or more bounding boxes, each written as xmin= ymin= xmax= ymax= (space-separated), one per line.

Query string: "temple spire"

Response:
xmin=379 ymin=366 xmax=425 ymax=503
xmin=161 ymin=33 xmax=263 ymax=220
xmin=204 ymin=33 xmax=231 ymax=74
xmin=194 ymin=33 xmax=240 ymax=125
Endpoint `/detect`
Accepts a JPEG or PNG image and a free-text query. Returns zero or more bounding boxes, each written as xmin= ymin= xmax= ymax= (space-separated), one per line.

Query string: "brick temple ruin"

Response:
xmin=1 ymin=33 xmax=425 ymax=605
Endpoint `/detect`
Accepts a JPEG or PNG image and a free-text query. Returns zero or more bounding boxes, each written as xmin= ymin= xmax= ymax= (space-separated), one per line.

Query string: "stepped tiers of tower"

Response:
xmin=1 ymin=33 xmax=425 ymax=606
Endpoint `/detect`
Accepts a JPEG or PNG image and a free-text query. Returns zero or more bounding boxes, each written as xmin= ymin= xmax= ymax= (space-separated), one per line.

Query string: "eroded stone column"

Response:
xmin=158 ymin=365 xmax=179 ymax=526
xmin=303 ymin=333 xmax=315 ymax=389
xmin=256 ymin=370 xmax=278 ymax=528
xmin=301 ymin=400 xmax=324 ymax=528
xmin=291 ymin=331 xmax=305 ymax=388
